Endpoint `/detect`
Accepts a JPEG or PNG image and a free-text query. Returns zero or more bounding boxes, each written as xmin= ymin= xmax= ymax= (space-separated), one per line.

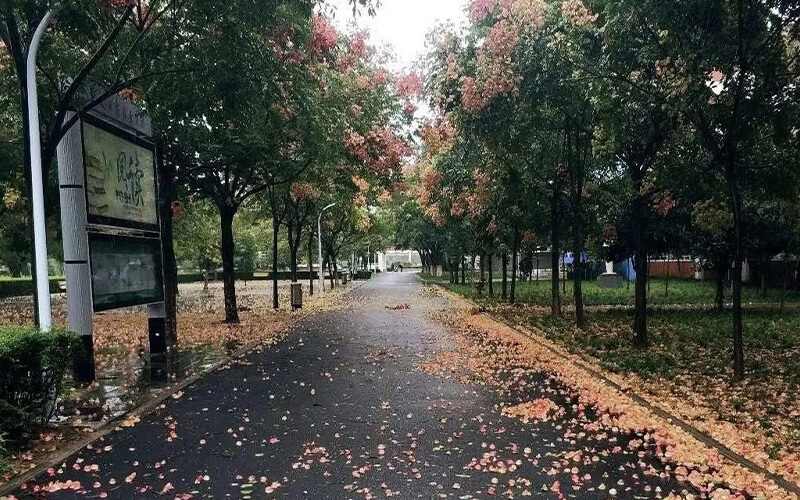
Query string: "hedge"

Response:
xmin=261 ymin=271 xmax=320 ymax=281
xmin=178 ymin=271 xmax=320 ymax=283
xmin=0 ymin=326 xmax=82 ymax=441
xmin=354 ymin=271 xmax=373 ymax=280
xmin=177 ymin=272 xmax=255 ymax=284
xmin=0 ymin=278 xmax=62 ymax=300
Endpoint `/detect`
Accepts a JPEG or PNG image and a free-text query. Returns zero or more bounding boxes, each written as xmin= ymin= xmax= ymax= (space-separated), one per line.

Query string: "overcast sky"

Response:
xmin=327 ymin=0 xmax=468 ymax=72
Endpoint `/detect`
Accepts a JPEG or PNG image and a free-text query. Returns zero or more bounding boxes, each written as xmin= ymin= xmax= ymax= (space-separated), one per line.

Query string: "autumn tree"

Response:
xmin=602 ymin=0 xmax=800 ymax=379
xmin=149 ymin=1 xmax=316 ymax=323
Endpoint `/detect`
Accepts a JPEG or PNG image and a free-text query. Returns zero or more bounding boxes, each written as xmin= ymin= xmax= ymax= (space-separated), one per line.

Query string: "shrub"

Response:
xmin=0 ymin=434 xmax=8 ymax=474
xmin=0 ymin=326 xmax=82 ymax=441
xmin=0 ymin=278 xmax=62 ymax=299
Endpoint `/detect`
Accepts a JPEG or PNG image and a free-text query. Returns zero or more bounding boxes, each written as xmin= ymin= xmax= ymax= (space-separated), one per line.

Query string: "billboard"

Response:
xmin=83 ymin=119 xmax=159 ymax=231
xmin=89 ymin=233 xmax=164 ymax=312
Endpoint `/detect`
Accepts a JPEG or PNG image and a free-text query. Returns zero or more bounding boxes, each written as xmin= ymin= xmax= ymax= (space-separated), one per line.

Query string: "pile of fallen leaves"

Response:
xmin=501 ymin=399 xmax=562 ymax=423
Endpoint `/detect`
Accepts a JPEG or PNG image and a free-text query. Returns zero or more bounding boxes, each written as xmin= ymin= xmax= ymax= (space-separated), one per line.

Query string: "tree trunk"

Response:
xmin=488 ymin=253 xmax=494 ymax=296
xmin=511 ymin=228 xmax=519 ymax=304
xmin=288 ymin=224 xmax=298 ymax=283
xmin=715 ymin=260 xmax=726 ymax=312
xmin=333 ymin=260 xmax=339 ymax=287
xmin=551 ymin=200 xmax=561 ymax=317
xmin=461 ymin=255 xmax=466 ymax=284
xmin=203 ymin=261 xmax=210 ymax=292
xmin=732 ymin=257 xmax=744 ymax=380
xmin=631 ymin=193 xmax=648 ymax=346
xmin=272 ymin=215 xmax=280 ymax=310
xmin=571 ymin=204 xmax=585 ymax=329
xmin=308 ymin=234 xmax=314 ymax=296
xmin=219 ymin=205 xmax=239 ymax=324
xmin=480 ymin=254 xmax=485 ymax=283
xmin=781 ymin=254 xmax=789 ymax=314
xmin=728 ymin=172 xmax=745 ymax=381
xmin=471 ymin=255 xmax=476 ymax=284
xmin=501 ymin=251 xmax=508 ymax=301
xmin=633 ymin=244 xmax=648 ymax=347
xmin=157 ymin=156 xmax=178 ymax=347
xmin=329 ymin=258 xmax=335 ymax=289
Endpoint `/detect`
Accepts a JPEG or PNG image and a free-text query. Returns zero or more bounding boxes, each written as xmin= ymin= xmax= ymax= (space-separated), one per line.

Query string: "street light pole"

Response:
xmin=317 ymin=203 xmax=337 ymax=295
xmin=27 ymin=10 xmax=57 ymax=331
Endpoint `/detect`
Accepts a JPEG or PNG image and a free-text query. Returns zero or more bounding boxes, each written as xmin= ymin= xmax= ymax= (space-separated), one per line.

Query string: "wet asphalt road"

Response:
xmin=11 ymin=272 xmax=698 ymax=499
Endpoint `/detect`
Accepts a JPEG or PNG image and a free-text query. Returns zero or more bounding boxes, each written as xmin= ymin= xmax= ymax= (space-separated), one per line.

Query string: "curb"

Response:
xmin=427 ymin=282 xmax=800 ymax=498
xmin=0 ymin=280 xmax=367 ymax=497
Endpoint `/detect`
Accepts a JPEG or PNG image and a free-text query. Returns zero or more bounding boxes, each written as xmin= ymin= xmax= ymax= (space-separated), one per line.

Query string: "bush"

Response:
xmin=177 ymin=271 xmax=257 ymax=284
xmin=0 ymin=278 xmax=62 ymax=299
xmin=0 ymin=326 xmax=82 ymax=441
xmin=354 ymin=271 xmax=373 ymax=280
xmin=0 ymin=434 xmax=8 ymax=474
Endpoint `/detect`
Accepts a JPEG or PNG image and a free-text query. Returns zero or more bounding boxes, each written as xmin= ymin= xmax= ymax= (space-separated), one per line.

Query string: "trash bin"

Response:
xmin=290 ymin=282 xmax=302 ymax=310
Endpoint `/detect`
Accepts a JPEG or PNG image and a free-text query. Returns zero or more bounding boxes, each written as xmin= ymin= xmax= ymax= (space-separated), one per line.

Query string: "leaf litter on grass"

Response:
xmin=419 ymin=285 xmax=796 ymax=500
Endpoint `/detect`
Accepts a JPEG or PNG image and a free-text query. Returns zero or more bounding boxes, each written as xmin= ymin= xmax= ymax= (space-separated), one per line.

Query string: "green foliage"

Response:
xmin=692 ymin=199 xmax=734 ymax=240
xmin=174 ymin=201 xmax=220 ymax=272
xmin=0 ymin=326 xmax=82 ymax=441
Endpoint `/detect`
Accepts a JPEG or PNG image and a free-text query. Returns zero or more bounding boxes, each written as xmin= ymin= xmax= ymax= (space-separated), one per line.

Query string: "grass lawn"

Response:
xmin=427 ymin=273 xmax=800 ymax=458
xmin=521 ymin=308 xmax=800 ymax=454
xmin=422 ymin=272 xmax=800 ymax=307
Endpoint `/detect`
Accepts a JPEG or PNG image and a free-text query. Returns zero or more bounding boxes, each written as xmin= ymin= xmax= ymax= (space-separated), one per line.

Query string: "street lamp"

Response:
xmin=317 ymin=203 xmax=337 ymax=295
xmin=28 ymin=10 xmax=57 ymax=331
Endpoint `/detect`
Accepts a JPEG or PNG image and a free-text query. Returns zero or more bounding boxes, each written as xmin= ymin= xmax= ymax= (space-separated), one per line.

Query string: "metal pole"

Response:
xmin=27 ymin=10 xmax=56 ymax=331
xmin=317 ymin=203 xmax=336 ymax=296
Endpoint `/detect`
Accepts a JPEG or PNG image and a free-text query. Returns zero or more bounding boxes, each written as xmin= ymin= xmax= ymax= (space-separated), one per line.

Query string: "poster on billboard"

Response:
xmin=83 ymin=119 xmax=159 ymax=231
xmin=89 ymin=233 xmax=164 ymax=312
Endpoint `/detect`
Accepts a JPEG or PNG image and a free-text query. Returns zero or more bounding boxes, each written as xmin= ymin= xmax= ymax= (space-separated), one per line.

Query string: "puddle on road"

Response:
xmin=55 ymin=343 xmax=237 ymax=427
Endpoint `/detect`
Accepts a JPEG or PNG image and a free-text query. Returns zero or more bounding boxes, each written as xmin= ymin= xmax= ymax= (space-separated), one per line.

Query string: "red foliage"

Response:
xmin=171 ymin=201 xmax=186 ymax=220
xmin=345 ymin=126 xmax=412 ymax=177
xmin=395 ymin=73 xmax=424 ymax=99
xmin=290 ymin=182 xmax=320 ymax=201
xmin=310 ymin=14 xmax=338 ymax=57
